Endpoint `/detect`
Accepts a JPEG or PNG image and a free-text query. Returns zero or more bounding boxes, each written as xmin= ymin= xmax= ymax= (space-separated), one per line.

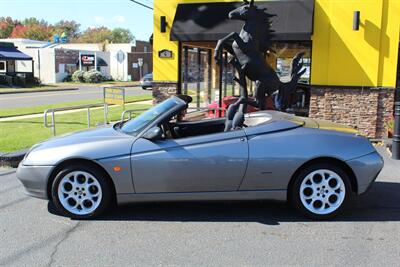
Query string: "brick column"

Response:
xmin=309 ymin=87 xmax=394 ymax=139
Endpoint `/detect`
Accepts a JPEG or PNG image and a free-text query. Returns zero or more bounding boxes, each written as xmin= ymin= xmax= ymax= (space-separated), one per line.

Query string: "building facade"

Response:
xmin=0 ymin=39 xmax=153 ymax=84
xmin=152 ymin=0 xmax=400 ymax=139
xmin=128 ymin=40 xmax=153 ymax=81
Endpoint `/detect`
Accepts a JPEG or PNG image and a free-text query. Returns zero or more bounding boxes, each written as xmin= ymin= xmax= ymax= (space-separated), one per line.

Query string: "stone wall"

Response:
xmin=309 ymin=87 xmax=394 ymax=139
xmin=152 ymin=82 xmax=179 ymax=104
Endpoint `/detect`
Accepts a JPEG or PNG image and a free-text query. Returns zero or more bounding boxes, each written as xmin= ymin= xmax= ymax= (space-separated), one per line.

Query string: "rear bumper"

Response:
xmin=16 ymin=163 xmax=54 ymax=200
xmin=346 ymin=151 xmax=384 ymax=194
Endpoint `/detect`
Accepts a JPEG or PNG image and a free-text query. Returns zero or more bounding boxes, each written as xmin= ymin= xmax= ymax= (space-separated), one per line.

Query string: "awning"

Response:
xmin=0 ymin=42 xmax=32 ymax=61
xmin=170 ymin=0 xmax=314 ymax=42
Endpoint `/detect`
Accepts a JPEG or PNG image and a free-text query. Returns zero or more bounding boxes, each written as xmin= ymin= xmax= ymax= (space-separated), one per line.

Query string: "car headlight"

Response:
xmin=23 ymin=144 xmax=41 ymax=160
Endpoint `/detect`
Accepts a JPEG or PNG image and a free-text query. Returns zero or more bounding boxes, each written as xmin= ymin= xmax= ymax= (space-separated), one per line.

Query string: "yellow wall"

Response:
xmin=154 ymin=0 xmax=400 ymax=87
xmin=153 ymin=0 xmax=242 ymax=82
xmin=312 ymin=0 xmax=400 ymax=87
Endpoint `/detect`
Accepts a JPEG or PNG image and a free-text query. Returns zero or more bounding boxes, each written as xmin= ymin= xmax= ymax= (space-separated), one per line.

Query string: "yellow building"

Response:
xmin=152 ymin=0 xmax=400 ymax=138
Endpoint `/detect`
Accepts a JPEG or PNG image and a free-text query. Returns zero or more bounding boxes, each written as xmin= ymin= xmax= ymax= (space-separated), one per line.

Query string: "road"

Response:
xmin=0 ymin=86 xmax=150 ymax=109
xmin=1 ymin=148 xmax=399 ymax=266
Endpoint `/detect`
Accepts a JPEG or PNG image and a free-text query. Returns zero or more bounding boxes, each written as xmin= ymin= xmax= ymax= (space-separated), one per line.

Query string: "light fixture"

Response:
xmin=353 ymin=11 xmax=360 ymax=31
xmin=161 ymin=16 xmax=167 ymax=33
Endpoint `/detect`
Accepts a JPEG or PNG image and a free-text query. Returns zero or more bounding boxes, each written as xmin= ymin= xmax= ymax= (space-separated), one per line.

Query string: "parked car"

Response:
xmin=140 ymin=73 xmax=153 ymax=90
xmin=207 ymin=95 xmax=275 ymax=118
xmin=17 ymin=96 xmax=383 ymax=220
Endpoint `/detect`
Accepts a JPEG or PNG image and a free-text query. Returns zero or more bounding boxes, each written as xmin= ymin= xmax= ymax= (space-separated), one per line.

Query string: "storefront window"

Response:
xmin=268 ymin=42 xmax=312 ymax=84
xmin=180 ymin=41 xmax=311 ymax=112
xmin=181 ymin=44 xmax=213 ymax=107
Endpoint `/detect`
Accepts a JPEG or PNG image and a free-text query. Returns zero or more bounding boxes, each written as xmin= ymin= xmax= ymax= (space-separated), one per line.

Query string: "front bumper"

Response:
xmin=346 ymin=151 xmax=384 ymax=194
xmin=16 ymin=163 xmax=54 ymax=200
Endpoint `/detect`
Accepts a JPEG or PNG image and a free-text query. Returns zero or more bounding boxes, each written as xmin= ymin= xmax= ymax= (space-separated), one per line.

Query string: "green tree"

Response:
xmin=53 ymin=20 xmax=81 ymax=40
xmin=111 ymin=28 xmax=134 ymax=43
xmin=22 ymin=17 xmax=48 ymax=27
xmin=14 ymin=17 xmax=53 ymax=41
xmin=24 ymin=24 xmax=53 ymax=41
xmin=0 ymin=17 xmax=18 ymax=39
xmin=75 ymin=27 xmax=113 ymax=43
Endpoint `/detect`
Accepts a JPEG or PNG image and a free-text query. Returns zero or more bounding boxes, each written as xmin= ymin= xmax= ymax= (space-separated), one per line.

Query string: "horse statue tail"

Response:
xmin=275 ymin=52 xmax=307 ymax=111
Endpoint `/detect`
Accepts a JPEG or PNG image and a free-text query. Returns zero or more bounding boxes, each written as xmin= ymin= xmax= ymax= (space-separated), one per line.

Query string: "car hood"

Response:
xmin=23 ymin=125 xmax=135 ymax=166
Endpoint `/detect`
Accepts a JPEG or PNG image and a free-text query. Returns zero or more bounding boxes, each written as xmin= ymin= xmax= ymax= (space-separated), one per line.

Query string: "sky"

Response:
xmin=0 ymin=0 xmax=154 ymax=41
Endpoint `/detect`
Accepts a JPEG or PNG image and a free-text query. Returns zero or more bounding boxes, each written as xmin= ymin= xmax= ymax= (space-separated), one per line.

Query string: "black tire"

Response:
xmin=290 ymin=163 xmax=351 ymax=220
xmin=51 ymin=164 xmax=113 ymax=219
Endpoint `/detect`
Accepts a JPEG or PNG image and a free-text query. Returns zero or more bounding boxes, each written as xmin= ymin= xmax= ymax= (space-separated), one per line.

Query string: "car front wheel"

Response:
xmin=51 ymin=165 xmax=112 ymax=219
xmin=290 ymin=163 xmax=351 ymax=220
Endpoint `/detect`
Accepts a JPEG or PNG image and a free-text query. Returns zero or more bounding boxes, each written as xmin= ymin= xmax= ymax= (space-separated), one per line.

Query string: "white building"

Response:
xmin=0 ymin=39 xmax=137 ymax=84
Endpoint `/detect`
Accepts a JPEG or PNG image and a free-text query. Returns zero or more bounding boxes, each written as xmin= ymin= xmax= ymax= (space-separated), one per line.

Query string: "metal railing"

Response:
xmin=44 ymin=104 xmax=226 ymax=137
xmin=120 ymin=108 xmax=153 ymax=122
xmin=44 ymin=103 xmax=109 ymax=136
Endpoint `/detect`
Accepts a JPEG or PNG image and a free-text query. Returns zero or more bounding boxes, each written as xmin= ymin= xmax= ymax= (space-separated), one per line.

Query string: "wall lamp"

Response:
xmin=353 ymin=11 xmax=360 ymax=31
xmin=160 ymin=16 xmax=168 ymax=33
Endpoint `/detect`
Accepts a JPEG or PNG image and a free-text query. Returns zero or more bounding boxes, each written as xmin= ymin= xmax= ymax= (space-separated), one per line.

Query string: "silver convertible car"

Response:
xmin=17 ymin=96 xmax=383 ymax=220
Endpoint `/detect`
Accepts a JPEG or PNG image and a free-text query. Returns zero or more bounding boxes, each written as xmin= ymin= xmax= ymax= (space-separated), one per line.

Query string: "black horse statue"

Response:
xmin=214 ymin=0 xmax=306 ymax=113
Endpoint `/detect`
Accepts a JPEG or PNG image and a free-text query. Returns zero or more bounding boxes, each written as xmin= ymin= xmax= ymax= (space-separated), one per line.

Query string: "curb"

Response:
xmin=0 ymin=149 xmax=28 ymax=168
xmin=0 ymin=87 xmax=79 ymax=95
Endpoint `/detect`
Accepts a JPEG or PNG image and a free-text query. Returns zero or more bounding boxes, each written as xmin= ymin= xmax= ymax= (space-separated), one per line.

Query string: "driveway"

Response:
xmin=0 ymin=86 xmax=150 ymax=109
xmin=0 ymin=147 xmax=399 ymax=266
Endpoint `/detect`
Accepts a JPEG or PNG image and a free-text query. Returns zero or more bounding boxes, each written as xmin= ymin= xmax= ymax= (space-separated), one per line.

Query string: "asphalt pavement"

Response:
xmin=0 ymin=147 xmax=399 ymax=266
xmin=0 ymin=86 xmax=150 ymax=109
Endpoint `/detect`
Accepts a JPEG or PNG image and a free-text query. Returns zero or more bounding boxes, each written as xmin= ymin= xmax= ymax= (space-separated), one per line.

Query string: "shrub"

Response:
xmin=72 ymin=70 xmax=85 ymax=82
xmin=83 ymin=69 xmax=104 ymax=83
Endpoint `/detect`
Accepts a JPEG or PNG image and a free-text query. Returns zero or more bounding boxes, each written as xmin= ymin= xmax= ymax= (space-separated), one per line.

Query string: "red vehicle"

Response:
xmin=206 ymin=95 xmax=275 ymax=118
xmin=206 ymin=84 xmax=310 ymax=118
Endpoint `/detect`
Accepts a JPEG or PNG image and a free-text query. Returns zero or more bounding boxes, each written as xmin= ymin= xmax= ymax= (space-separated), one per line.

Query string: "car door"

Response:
xmin=130 ymin=130 xmax=249 ymax=193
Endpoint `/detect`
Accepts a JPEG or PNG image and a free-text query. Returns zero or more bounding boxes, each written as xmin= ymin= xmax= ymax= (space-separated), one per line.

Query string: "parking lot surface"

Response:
xmin=1 ymin=148 xmax=399 ymax=266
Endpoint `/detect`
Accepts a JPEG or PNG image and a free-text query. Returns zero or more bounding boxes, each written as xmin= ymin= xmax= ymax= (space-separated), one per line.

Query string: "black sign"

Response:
xmin=81 ymin=54 xmax=95 ymax=66
xmin=158 ymin=49 xmax=173 ymax=58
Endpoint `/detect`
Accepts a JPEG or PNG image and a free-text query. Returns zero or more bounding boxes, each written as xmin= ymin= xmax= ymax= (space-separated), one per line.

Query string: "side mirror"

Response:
xmin=142 ymin=126 xmax=163 ymax=141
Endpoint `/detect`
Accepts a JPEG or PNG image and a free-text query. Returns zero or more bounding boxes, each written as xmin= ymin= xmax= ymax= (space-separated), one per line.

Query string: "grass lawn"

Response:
xmin=0 ymin=103 xmax=151 ymax=153
xmin=0 ymin=94 xmax=152 ymax=118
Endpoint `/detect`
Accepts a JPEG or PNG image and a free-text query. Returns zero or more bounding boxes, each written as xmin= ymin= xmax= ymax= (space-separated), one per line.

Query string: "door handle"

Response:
xmin=240 ymin=138 xmax=246 ymax=141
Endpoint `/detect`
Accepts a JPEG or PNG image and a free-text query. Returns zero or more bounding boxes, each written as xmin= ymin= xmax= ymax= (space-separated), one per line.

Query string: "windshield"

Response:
xmin=120 ymin=98 xmax=180 ymax=136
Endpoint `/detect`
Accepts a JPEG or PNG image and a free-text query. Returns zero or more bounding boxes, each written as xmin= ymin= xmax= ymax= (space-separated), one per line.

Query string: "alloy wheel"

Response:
xmin=299 ymin=169 xmax=346 ymax=215
xmin=57 ymin=171 xmax=103 ymax=216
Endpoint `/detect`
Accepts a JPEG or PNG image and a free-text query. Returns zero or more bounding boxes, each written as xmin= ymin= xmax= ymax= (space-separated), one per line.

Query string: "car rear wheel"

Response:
xmin=290 ymin=163 xmax=351 ymax=220
xmin=51 ymin=165 xmax=112 ymax=219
